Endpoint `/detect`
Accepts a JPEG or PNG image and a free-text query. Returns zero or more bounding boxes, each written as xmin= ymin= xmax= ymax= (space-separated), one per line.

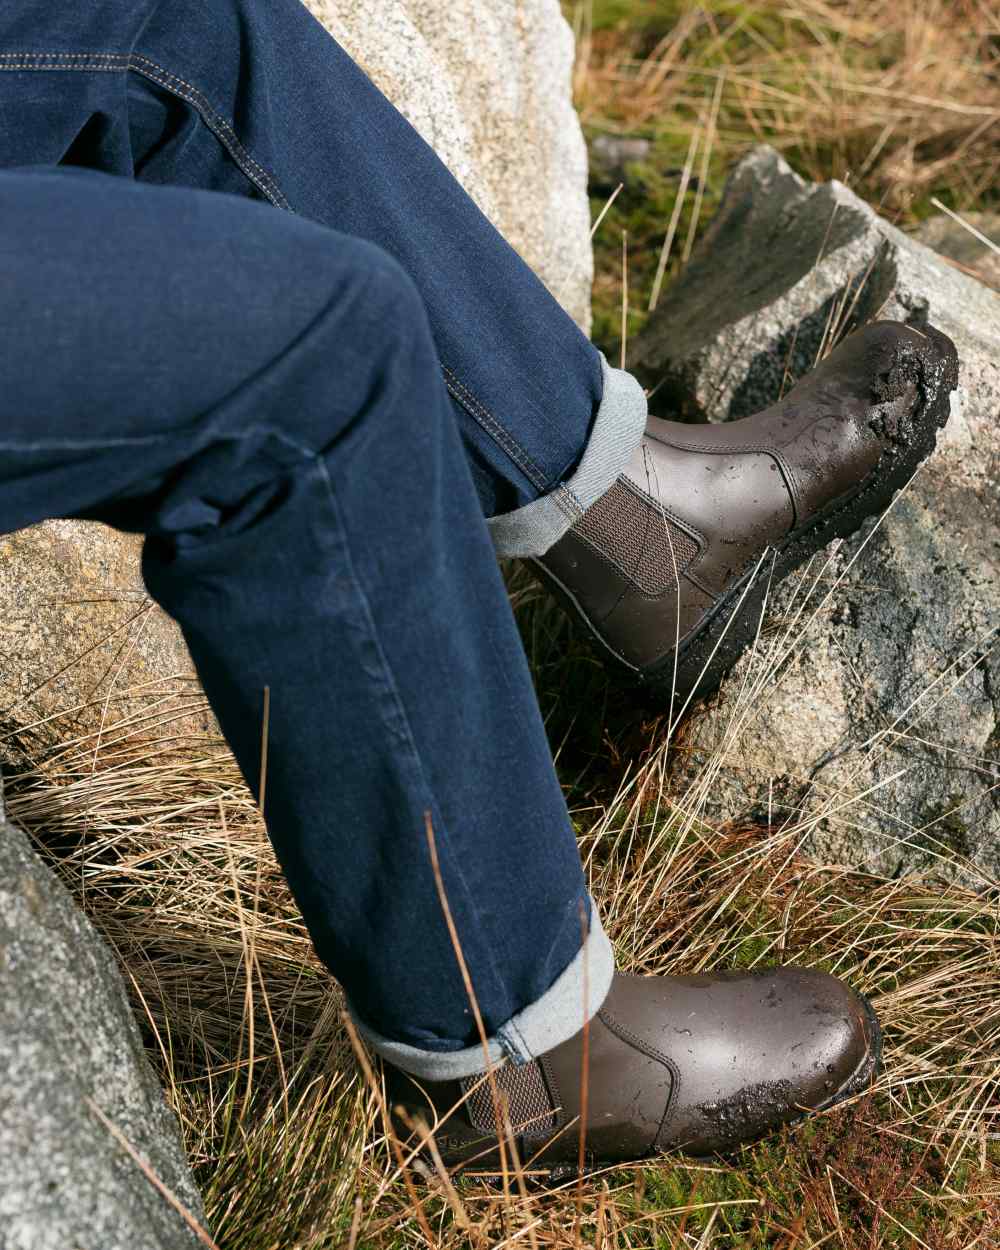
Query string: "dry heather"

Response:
xmin=5 ymin=1 xmax=1000 ymax=1247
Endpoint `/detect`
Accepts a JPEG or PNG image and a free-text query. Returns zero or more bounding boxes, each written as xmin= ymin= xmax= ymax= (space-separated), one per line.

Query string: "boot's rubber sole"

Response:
xmin=531 ymin=328 xmax=959 ymax=706
xmin=820 ymin=988 xmax=883 ymax=1114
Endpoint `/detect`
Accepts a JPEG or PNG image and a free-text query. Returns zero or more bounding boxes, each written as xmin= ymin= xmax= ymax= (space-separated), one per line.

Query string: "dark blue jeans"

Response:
xmin=0 ymin=0 xmax=645 ymax=1076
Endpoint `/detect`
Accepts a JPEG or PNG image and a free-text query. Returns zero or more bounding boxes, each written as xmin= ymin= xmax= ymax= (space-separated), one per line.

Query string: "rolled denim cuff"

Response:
xmin=487 ymin=356 xmax=647 ymax=558
xmin=350 ymin=899 xmax=615 ymax=1080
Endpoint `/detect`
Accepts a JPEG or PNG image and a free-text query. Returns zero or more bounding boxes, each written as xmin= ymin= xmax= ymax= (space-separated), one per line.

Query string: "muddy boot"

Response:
xmin=534 ymin=321 xmax=959 ymax=700
xmin=384 ymin=966 xmax=881 ymax=1171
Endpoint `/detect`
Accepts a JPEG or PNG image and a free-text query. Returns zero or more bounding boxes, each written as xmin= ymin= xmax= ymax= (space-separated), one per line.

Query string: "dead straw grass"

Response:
xmin=6 ymin=584 xmax=1000 ymax=1248
xmin=575 ymin=0 xmax=999 ymax=210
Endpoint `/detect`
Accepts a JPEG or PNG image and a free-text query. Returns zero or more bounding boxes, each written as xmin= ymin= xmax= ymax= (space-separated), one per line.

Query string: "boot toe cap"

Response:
xmin=656 ymin=966 xmax=880 ymax=1154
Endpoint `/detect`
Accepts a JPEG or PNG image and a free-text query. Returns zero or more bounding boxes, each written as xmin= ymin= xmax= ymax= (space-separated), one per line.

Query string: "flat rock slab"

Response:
xmin=0 ymin=809 xmax=205 ymax=1250
xmin=632 ymin=146 xmax=1000 ymax=885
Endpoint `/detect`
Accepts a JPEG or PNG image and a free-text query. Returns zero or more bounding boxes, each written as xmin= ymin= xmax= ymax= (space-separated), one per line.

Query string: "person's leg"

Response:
xmin=106 ymin=0 xmax=958 ymax=710
xmin=1 ymin=0 xmax=647 ymax=544
xmin=0 ymin=2 xmax=961 ymax=710
xmin=0 ymin=165 xmax=612 ymax=1065
xmin=0 ymin=147 xmax=884 ymax=1172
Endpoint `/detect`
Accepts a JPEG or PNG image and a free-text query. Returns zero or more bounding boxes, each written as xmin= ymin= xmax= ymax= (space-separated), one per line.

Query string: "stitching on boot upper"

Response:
xmin=597 ymin=1007 xmax=679 ymax=1133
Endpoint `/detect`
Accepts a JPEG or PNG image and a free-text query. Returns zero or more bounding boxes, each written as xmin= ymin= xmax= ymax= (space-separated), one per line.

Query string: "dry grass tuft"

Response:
xmin=7 ymin=593 xmax=1000 ymax=1247
xmin=576 ymin=0 xmax=999 ymax=202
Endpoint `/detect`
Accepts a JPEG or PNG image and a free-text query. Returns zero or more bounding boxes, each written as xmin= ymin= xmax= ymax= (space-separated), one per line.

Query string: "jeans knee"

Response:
xmin=311 ymin=233 xmax=435 ymax=370
xmin=259 ymin=227 xmax=442 ymax=457
xmin=347 ymin=238 xmax=429 ymax=337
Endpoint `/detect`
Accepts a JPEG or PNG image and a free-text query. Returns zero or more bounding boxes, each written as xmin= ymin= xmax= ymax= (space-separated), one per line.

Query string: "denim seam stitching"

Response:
xmin=2 ymin=49 xmax=557 ymax=506
xmin=495 ymin=1029 xmax=522 ymax=1065
xmin=441 ymin=364 xmax=549 ymax=492
xmin=129 ymin=53 xmax=290 ymax=209
xmin=0 ymin=55 xmax=125 ymax=68
xmin=550 ymin=483 xmax=585 ymax=523
xmin=498 ymin=1018 xmax=532 ymax=1065
xmin=0 ymin=51 xmax=290 ymax=210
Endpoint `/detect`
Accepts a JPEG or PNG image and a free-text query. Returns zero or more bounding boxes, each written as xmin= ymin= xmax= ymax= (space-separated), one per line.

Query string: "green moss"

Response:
xmin=589 ymin=0 xmax=686 ymax=36
xmin=595 ymin=1086 xmax=1000 ymax=1248
xmin=620 ymin=1161 xmax=763 ymax=1244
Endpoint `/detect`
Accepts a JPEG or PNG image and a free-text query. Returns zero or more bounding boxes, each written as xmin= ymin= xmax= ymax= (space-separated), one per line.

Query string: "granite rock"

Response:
xmin=0 ymin=803 xmax=205 ymax=1250
xmin=633 ymin=147 xmax=1000 ymax=885
xmin=0 ymin=523 xmax=210 ymax=768
xmin=913 ymin=212 xmax=1000 ymax=293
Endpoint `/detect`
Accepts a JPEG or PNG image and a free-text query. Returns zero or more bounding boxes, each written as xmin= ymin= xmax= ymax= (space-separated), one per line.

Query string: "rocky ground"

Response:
xmin=630 ymin=147 xmax=1000 ymax=885
xmin=0 ymin=799 xmax=205 ymax=1250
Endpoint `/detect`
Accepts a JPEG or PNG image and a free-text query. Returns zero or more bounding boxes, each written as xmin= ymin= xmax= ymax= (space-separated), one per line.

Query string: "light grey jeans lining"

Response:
xmin=350 ymin=900 xmax=616 ymax=1081
xmin=487 ymin=355 xmax=647 ymax=559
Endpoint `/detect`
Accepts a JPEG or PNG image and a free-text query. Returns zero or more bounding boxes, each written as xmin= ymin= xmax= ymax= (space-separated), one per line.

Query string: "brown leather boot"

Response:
xmin=535 ymin=321 xmax=959 ymax=700
xmin=385 ymin=967 xmax=881 ymax=1170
